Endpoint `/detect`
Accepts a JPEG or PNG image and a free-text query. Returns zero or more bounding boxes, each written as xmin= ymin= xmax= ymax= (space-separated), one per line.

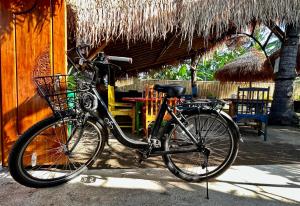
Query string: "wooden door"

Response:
xmin=0 ymin=0 xmax=67 ymax=165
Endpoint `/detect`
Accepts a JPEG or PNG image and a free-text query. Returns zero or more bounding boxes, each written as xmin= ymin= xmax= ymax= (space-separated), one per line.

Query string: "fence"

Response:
xmin=294 ymin=80 xmax=300 ymax=100
xmin=116 ymin=79 xmax=300 ymax=100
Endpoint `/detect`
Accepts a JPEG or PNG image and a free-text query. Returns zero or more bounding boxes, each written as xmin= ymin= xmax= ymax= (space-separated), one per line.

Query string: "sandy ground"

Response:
xmin=1 ymin=125 xmax=300 ymax=206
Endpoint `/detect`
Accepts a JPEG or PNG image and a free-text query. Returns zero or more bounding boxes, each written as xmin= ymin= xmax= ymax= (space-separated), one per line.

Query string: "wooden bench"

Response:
xmin=234 ymin=87 xmax=270 ymax=141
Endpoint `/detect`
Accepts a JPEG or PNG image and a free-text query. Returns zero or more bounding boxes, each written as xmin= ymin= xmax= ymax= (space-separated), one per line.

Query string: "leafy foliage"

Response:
xmin=196 ymin=47 xmax=246 ymax=81
xmin=248 ymin=26 xmax=282 ymax=55
xmin=149 ymin=64 xmax=191 ymax=80
xmin=145 ymin=47 xmax=246 ymax=81
xmin=143 ymin=26 xmax=282 ymax=81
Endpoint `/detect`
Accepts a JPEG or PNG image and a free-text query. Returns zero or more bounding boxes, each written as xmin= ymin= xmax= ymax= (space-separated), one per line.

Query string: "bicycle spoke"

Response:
xmin=165 ymin=113 xmax=235 ymax=179
xmin=19 ymin=116 xmax=102 ymax=184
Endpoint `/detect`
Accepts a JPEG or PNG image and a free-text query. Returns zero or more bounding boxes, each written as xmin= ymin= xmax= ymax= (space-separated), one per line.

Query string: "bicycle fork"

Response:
xmin=65 ymin=113 xmax=89 ymax=154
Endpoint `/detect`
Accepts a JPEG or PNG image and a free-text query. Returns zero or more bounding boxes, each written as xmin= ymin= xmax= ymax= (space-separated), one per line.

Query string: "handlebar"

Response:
xmin=67 ymin=45 xmax=133 ymax=82
xmin=68 ymin=45 xmax=133 ymax=65
xmin=107 ymin=55 xmax=133 ymax=64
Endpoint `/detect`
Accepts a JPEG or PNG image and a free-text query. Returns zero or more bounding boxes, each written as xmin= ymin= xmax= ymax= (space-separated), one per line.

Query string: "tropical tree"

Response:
xmin=269 ymin=25 xmax=300 ymax=125
xmin=144 ymin=46 xmax=246 ymax=81
xmin=144 ymin=25 xmax=281 ymax=81
xmin=196 ymin=47 xmax=246 ymax=81
xmin=147 ymin=64 xmax=191 ymax=80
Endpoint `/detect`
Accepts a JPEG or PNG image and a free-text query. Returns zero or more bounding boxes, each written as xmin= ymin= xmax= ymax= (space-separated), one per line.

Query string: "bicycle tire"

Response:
xmin=9 ymin=114 xmax=105 ymax=188
xmin=162 ymin=110 xmax=239 ymax=182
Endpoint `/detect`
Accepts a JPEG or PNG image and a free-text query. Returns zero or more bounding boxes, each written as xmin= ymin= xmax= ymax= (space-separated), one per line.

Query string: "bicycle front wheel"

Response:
xmin=9 ymin=114 xmax=105 ymax=188
xmin=162 ymin=112 xmax=239 ymax=182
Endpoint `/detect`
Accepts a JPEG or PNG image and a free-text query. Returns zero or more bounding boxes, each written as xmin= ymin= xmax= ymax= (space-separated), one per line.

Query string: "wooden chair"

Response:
xmin=234 ymin=87 xmax=270 ymax=141
xmin=144 ymin=85 xmax=162 ymax=136
xmin=108 ymin=85 xmax=135 ymax=133
xmin=143 ymin=85 xmax=177 ymax=137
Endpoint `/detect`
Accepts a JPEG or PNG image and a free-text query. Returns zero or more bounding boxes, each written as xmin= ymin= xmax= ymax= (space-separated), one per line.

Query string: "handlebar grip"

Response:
xmin=107 ymin=55 xmax=133 ymax=64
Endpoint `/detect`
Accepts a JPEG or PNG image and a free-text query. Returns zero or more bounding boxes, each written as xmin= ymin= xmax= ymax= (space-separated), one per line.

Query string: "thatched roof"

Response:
xmin=66 ymin=0 xmax=300 ymax=47
xmin=100 ymin=33 xmax=234 ymax=75
xmin=214 ymin=50 xmax=274 ymax=82
xmin=65 ymin=0 xmax=300 ymax=75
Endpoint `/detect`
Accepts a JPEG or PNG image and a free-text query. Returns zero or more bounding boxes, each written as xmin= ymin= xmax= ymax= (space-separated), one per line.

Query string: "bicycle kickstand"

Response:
xmin=201 ymin=148 xmax=210 ymax=200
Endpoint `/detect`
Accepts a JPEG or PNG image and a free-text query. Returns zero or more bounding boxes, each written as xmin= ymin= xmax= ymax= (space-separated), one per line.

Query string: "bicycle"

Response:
xmin=8 ymin=45 xmax=241 ymax=188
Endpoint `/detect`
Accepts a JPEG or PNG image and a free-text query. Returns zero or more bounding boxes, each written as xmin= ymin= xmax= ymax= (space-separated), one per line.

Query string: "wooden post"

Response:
xmin=190 ymin=55 xmax=198 ymax=98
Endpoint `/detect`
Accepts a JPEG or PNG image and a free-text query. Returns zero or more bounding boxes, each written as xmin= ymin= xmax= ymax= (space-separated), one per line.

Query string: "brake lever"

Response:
xmin=110 ymin=63 xmax=122 ymax=71
xmin=77 ymin=43 xmax=91 ymax=49
xmin=79 ymin=58 xmax=85 ymax=66
xmin=92 ymin=61 xmax=122 ymax=71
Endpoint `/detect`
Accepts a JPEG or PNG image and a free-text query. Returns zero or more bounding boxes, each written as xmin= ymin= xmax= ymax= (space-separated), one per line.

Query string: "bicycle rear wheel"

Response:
xmin=162 ymin=112 xmax=239 ymax=182
xmin=9 ymin=114 xmax=105 ymax=188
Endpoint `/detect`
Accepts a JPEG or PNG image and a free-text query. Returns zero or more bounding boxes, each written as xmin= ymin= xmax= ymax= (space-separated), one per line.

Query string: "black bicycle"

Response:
xmin=8 ymin=45 xmax=241 ymax=188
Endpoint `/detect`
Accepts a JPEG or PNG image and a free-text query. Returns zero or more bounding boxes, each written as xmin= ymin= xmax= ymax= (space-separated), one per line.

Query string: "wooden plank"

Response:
xmin=16 ymin=0 xmax=52 ymax=134
xmin=0 ymin=49 xmax=1 ymax=164
xmin=0 ymin=13 xmax=17 ymax=164
xmin=15 ymin=0 xmax=67 ymax=166
xmin=52 ymin=0 xmax=67 ymax=74
xmin=1 ymin=0 xmax=67 ymax=165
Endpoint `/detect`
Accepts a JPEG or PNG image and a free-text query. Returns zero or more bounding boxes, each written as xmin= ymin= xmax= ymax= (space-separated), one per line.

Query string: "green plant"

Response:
xmin=145 ymin=46 xmax=246 ymax=81
xmin=67 ymin=75 xmax=77 ymax=90
xmin=143 ymin=26 xmax=281 ymax=81
xmin=206 ymin=92 xmax=216 ymax=99
xmin=197 ymin=46 xmax=246 ymax=81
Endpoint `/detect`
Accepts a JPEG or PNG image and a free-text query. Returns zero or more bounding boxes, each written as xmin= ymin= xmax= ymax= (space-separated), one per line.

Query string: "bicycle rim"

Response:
xmin=165 ymin=113 xmax=234 ymax=178
xmin=18 ymin=117 xmax=102 ymax=182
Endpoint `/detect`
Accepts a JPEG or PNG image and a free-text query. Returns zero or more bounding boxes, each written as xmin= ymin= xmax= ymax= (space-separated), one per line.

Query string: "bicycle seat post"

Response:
xmin=148 ymin=95 xmax=169 ymax=147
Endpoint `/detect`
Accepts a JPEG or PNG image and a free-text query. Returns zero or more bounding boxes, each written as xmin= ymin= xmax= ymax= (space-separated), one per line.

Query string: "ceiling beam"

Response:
xmin=155 ymin=34 xmax=177 ymax=63
xmin=88 ymin=40 xmax=110 ymax=60
xmin=266 ymin=22 xmax=285 ymax=42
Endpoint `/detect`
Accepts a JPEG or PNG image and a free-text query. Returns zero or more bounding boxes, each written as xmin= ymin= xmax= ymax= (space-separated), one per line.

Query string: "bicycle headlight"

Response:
xmin=80 ymin=92 xmax=98 ymax=111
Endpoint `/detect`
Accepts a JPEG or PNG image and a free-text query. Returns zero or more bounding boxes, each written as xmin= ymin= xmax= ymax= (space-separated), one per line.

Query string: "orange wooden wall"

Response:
xmin=0 ymin=0 xmax=67 ymax=165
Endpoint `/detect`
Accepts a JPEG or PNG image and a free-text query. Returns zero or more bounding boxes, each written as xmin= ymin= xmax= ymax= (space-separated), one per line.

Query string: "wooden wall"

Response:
xmin=0 ymin=0 xmax=67 ymax=165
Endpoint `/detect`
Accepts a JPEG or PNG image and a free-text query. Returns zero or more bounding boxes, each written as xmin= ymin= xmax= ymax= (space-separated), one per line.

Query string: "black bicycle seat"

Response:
xmin=154 ymin=84 xmax=186 ymax=97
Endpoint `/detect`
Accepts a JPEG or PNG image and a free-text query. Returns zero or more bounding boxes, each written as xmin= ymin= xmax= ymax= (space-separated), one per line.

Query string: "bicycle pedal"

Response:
xmin=137 ymin=158 xmax=144 ymax=165
xmin=134 ymin=150 xmax=146 ymax=164
xmin=150 ymin=139 xmax=161 ymax=148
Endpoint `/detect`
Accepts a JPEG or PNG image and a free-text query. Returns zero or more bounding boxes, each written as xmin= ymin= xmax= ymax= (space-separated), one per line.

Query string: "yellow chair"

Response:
xmin=108 ymin=85 xmax=135 ymax=133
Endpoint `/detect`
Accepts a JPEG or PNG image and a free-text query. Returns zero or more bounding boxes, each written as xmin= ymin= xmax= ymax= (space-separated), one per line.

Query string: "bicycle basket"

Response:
xmin=34 ymin=74 xmax=85 ymax=113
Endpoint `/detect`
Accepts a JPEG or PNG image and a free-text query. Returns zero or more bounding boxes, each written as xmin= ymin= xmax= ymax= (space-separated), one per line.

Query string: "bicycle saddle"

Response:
xmin=154 ymin=84 xmax=186 ymax=97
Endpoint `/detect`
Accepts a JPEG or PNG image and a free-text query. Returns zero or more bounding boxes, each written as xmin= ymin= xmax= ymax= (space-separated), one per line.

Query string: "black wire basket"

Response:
xmin=34 ymin=74 xmax=84 ymax=114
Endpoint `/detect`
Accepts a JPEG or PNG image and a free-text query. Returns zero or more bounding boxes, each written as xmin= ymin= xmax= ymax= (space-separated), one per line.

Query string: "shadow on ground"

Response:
xmin=92 ymin=126 xmax=300 ymax=169
xmin=1 ymin=164 xmax=300 ymax=206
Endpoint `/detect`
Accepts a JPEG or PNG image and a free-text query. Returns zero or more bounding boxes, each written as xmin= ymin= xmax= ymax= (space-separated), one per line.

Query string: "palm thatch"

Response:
xmin=66 ymin=0 xmax=300 ymax=47
xmin=100 ymin=34 xmax=232 ymax=75
xmin=214 ymin=50 xmax=274 ymax=82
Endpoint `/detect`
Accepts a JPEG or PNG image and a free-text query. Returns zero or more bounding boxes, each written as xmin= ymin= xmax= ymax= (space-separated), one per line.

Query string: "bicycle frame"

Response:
xmin=90 ymin=87 xmax=204 ymax=155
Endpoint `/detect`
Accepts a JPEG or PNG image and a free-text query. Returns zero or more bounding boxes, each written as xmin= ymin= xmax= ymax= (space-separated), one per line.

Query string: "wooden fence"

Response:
xmin=116 ymin=79 xmax=300 ymax=100
xmin=294 ymin=80 xmax=300 ymax=100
